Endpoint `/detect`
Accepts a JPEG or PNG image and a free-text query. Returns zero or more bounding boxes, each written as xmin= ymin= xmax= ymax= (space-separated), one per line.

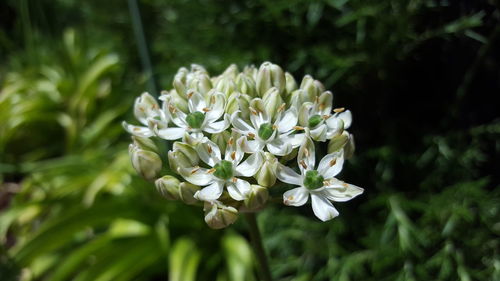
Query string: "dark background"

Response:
xmin=1 ymin=0 xmax=499 ymax=280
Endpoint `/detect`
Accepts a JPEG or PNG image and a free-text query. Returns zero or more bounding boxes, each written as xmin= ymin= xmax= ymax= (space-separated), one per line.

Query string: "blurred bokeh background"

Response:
xmin=1 ymin=0 xmax=499 ymax=280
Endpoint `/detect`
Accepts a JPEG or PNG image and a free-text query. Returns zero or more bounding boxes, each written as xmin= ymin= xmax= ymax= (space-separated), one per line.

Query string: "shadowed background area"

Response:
xmin=1 ymin=0 xmax=499 ymax=280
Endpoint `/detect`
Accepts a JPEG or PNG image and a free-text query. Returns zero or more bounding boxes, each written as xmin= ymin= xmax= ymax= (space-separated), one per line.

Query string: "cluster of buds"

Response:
xmin=124 ymin=62 xmax=363 ymax=229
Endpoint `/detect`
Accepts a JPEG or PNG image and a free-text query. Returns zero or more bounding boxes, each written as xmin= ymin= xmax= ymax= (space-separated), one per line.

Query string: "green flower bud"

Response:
xmin=129 ymin=144 xmax=162 ymax=181
xmin=155 ymin=176 xmax=181 ymax=200
xmin=236 ymin=73 xmax=257 ymax=97
xmin=255 ymin=152 xmax=277 ymax=187
xmin=204 ymin=201 xmax=238 ymax=229
xmin=258 ymin=123 xmax=274 ymax=140
xmin=179 ymin=182 xmax=201 ymax=205
xmin=303 ymin=170 xmax=324 ymax=190
xmin=317 ymin=91 xmax=333 ymax=115
xmin=285 ymin=72 xmax=298 ymax=96
xmin=262 ymin=87 xmax=284 ymax=120
xmin=186 ymin=111 xmax=205 ymax=129
xmin=168 ymin=142 xmax=198 ymax=172
xmin=243 ymin=185 xmax=269 ymax=211
xmin=213 ymin=160 xmax=234 ymax=180
xmin=256 ymin=62 xmax=286 ymax=96
xmin=211 ymin=130 xmax=231 ymax=154
xmin=132 ymin=136 xmax=159 ymax=153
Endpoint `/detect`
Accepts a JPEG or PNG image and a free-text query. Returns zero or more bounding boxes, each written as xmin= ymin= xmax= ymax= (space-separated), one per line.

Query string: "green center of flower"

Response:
xmin=303 ymin=170 xmax=324 ymax=190
xmin=213 ymin=160 xmax=234 ymax=180
xmin=258 ymin=123 xmax=274 ymax=140
xmin=186 ymin=111 xmax=205 ymax=129
xmin=308 ymin=114 xmax=322 ymax=128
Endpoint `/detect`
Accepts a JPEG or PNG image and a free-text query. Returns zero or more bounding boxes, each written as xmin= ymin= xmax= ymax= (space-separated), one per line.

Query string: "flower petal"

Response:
xmin=317 ymin=152 xmax=344 ymax=179
xmin=317 ymin=91 xmax=333 ymax=116
xmin=283 ymin=187 xmax=309 ymax=206
xmin=122 ymin=121 xmax=154 ymax=138
xmin=188 ymin=91 xmax=207 ymax=113
xmin=310 ymin=124 xmax=328 ymax=141
xmin=267 ymin=137 xmax=292 ymax=156
xmin=277 ymin=107 xmax=298 ymax=133
xmin=194 ymin=180 xmax=224 ymax=201
xmin=196 ymin=139 xmax=222 ymax=167
xmin=297 ymin=136 xmax=315 ymax=172
xmin=205 ymin=92 xmax=225 ymax=122
xmin=235 ymin=151 xmax=263 ymax=177
xmin=177 ymin=167 xmax=214 ymax=186
xmin=323 ymin=179 xmax=363 ymax=202
xmin=240 ymin=138 xmax=264 ymax=154
xmin=231 ymin=111 xmax=254 ymax=134
xmin=338 ymin=110 xmax=352 ymax=129
xmin=155 ymin=127 xmax=187 ymax=140
xmin=225 ymin=136 xmax=245 ymax=165
xmin=227 ymin=179 xmax=251 ymax=201
xmin=311 ymin=194 xmax=339 ymax=221
xmin=204 ymin=114 xmax=230 ymax=134
xmin=276 ymin=163 xmax=302 ymax=185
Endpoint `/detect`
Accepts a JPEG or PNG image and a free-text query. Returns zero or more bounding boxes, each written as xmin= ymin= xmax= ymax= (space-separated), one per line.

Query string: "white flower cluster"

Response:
xmin=124 ymin=62 xmax=363 ymax=229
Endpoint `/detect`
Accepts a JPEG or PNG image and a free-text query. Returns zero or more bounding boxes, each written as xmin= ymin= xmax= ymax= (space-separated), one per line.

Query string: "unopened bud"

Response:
xmin=299 ymin=75 xmax=325 ymax=98
xmin=179 ymin=182 xmax=201 ymax=205
xmin=289 ymin=89 xmax=316 ymax=109
xmin=226 ymin=93 xmax=251 ymax=119
xmin=221 ymin=64 xmax=239 ymax=79
xmin=256 ymin=62 xmax=286 ymax=96
xmin=204 ymin=201 xmax=238 ymax=229
xmin=328 ymin=131 xmax=349 ymax=153
xmin=285 ymin=72 xmax=297 ymax=96
xmin=134 ymin=92 xmax=159 ymax=124
xmin=262 ymin=87 xmax=284 ymax=120
xmin=255 ymin=153 xmax=277 ymax=187
xmin=129 ymin=144 xmax=162 ymax=181
xmin=155 ymin=176 xmax=181 ymax=200
xmin=168 ymin=142 xmax=198 ymax=172
xmin=187 ymin=73 xmax=212 ymax=95
xmin=243 ymin=185 xmax=269 ymax=210
xmin=215 ymin=76 xmax=237 ymax=98
xmin=211 ymin=130 xmax=231 ymax=154
xmin=173 ymin=68 xmax=189 ymax=98
xmin=343 ymin=133 xmax=355 ymax=159
xmin=236 ymin=73 xmax=257 ymax=97
xmin=132 ymin=136 xmax=159 ymax=153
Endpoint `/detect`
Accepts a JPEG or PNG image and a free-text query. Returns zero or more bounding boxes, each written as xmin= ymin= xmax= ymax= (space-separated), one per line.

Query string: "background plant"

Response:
xmin=1 ymin=0 xmax=499 ymax=280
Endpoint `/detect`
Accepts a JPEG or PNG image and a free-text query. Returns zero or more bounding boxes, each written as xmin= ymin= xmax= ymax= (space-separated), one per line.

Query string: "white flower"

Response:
xmin=122 ymin=92 xmax=168 ymax=138
xmin=276 ymin=137 xmax=363 ymax=221
xmin=295 ymin=91 xmax=352 ymax=142
xmin=230 ymin=98 xmax=301 ymax=156
xmin=177 ymin=137 xmax=263 ymax=201
xmin=154 ymin=90 xmax=230 ymax=140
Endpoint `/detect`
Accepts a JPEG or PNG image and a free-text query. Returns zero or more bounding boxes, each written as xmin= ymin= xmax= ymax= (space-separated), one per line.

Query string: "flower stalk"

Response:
xmin=245 ymin=212 xmax=273 ymax=281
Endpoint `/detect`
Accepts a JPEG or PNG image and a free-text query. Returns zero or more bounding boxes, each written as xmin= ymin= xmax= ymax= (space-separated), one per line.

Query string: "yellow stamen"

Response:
xmin=333 ymin=107 xmax=345 ymax=113
xmin=231 ymin=151 xmax=236 ymax=160
xmin=293 ymin=126 xmax=305 ymax=131
xmin=300 ymin=160 xmax=308 ymax=169
xmin=329 ymin=159 xmax=337 ymax=167
xmin=202 ymin=107 xmax=211 ymax=112
xmin=207 ymin=145 xmax=213 ymax=154
xmin=207 ymin=168 xmax=216 ymax=174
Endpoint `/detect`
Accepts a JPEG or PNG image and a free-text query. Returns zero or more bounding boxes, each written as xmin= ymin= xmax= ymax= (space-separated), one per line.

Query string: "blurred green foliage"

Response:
xmin=1 ymin=0 xmax=499 ymax=280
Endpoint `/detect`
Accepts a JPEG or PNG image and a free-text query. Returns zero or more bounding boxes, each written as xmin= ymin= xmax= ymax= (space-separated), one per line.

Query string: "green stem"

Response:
xmin=245 ymin=213 xmax=273 ymax=281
